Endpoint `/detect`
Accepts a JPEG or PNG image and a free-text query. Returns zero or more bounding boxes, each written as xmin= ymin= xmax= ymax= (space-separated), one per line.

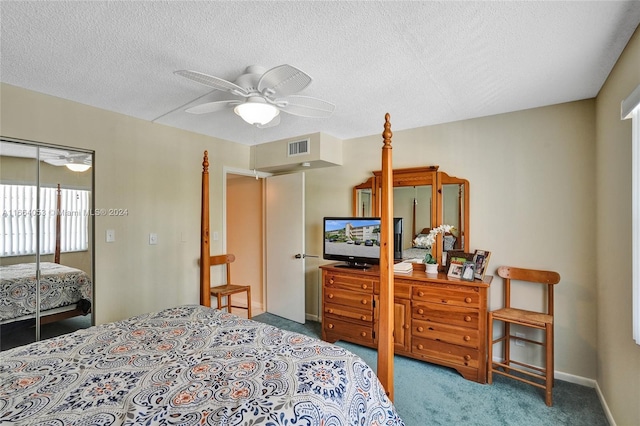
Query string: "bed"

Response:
xmin=0 ymin=304 xmax=403 ymax=424
xmin=0 ymin=185 xmax=92 ymax=326
xmin=0 ymin=124 xmax=405 ymax=424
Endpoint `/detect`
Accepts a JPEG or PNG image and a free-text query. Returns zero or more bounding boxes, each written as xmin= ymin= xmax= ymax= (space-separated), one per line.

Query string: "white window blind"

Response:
xmin=622 ymin=84 xmax=640 ymax=345
xmin=0 ymin=184 xmax=89 ymax=256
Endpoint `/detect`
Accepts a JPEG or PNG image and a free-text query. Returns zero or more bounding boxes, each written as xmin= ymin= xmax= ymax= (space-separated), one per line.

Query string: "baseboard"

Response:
xmin=305 ymin=313 xmax=320 ymax=322
xmin=491 ymin=356 xmax=615 ymax=425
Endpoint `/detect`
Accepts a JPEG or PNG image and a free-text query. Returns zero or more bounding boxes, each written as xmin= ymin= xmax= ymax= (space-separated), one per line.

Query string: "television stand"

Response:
xmin=335 ymin=262 xmax=372 ymax=270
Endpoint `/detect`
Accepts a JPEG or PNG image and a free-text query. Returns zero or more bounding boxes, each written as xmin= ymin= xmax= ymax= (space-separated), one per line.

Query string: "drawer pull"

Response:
xmin=465 ymin=297 xmax=472 ymax=303
xmin=403 ymin=324 xmax=410 ymax=329
xmin=417 ymin=326 xmax=424 ymax=332
xmin=417 ymin=344 xmax=424 ymax=350
xmin=361 ymin=283 xmax=368 ymax=289
xmin=361 ymin=315 xmax=367 ymax=321
xmin=441 ymin=299 xmax=448 ymax=303
xmin=418 ymin=308 xmax=424 ymax=315
xmin=360 ymin=332 xmax=367 ymax=337
xmin=329 ymin=278 xmax=335 ymax=284
xmin=361 ymin=299 xmax=367 ymax=305
xmin=464 ymin=355 xmax=471 ymax=361
xmin=464 ymin=315 xmax=471 ymax=322
xmin=464 ymin=335 xmax=471 ymax=341
xmin=328 ymin=294 xmax=334 ymax=299
xmin=418 ymin=291 xmax=425 ymax=297
xmin=328 ymin=309 xmax=334 ymax=314
xmin=328 ymin=323 xmax=334 ymax=329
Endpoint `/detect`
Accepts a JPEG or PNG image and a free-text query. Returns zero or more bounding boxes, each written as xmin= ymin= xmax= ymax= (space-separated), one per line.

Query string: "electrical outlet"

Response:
xmin=515 ymin=332 xmax=526 ymax=347
xmin=149 ymin=233 xmax=158 ymax=245
xmin=106 ymin=229 xmax=115 ymax=243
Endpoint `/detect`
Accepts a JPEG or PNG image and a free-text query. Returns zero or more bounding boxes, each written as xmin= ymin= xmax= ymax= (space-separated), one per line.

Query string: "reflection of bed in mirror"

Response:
xmin=401 ymin=227 xmax=458 ymax=260
xmin=0 ymin=184 xmax=92 ymax=326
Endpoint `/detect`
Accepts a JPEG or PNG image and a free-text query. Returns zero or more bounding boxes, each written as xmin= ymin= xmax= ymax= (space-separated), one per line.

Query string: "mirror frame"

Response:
xmin=353 ymin=166 xmax=469 ymax=265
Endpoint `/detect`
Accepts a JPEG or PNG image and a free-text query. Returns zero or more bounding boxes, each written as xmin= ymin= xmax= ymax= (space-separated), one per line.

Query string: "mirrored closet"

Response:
xmin=0 ymin=138 xmax=94 ymax=350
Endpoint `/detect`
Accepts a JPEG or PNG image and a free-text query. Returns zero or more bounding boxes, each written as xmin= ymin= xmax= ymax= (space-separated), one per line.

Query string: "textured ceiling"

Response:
xmin=1 ymin=1 xmax=639 ymax=146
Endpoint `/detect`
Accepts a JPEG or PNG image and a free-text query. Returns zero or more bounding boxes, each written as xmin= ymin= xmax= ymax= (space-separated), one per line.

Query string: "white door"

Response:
xmin=265 ymin=172 xmax=306 ymax=323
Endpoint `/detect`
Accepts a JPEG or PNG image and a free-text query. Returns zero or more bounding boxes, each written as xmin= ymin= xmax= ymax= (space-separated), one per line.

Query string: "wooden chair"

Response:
xmin=487 ymin=266 xmax=561 ymax=406
xmin=209 ymin=254 xmax=252 ymax=319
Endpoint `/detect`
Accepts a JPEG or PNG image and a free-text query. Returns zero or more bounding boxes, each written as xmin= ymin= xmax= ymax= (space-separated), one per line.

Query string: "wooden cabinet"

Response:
xmin=320 ymin=264 xmax=491 ymax=383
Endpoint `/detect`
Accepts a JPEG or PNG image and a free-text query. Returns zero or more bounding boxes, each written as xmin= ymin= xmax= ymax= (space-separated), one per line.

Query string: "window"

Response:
xmin=1 ymin=184 xmax=90 ymax=256
xmin=622 ymin=84 xmax=640 ymax=345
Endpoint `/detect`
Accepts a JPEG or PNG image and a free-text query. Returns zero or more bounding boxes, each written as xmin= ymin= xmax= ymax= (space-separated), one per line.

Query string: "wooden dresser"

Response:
xmin=320 ymin=263 xmax=491 ymax=383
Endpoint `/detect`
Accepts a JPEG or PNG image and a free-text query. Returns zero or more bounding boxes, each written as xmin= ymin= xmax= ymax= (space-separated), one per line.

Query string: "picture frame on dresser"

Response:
xmin=461 ymin=261 xmax=475 ymax=281
xmin=473 ymin=250 xmax=491 ymax=280
xmin=447 ymin=262 xmax=463 ymax=278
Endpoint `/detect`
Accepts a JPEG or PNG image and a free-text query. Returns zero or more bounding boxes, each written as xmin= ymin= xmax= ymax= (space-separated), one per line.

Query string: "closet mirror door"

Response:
xmin=0 ymin=141 xmax=38 ymax=348
xmin=0 ymin=140 xmax=94 ymax=351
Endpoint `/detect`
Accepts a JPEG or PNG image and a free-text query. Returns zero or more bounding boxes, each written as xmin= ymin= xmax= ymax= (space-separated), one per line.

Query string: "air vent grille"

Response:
xmin=288 ymin=139 xmax=310 ymax=157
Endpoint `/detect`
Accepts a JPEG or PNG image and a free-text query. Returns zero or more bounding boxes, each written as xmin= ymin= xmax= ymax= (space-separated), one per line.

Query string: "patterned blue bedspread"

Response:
xmin=0 ymin=305 xmax=404 ymax=425
xmin=0 ymin=262 xmax=92 ymax=322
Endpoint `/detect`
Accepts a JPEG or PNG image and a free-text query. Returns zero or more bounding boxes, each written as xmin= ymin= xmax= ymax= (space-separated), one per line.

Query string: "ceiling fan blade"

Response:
xmin=256 ymin=113 xmax=281 ymax=128
xmin=278 ymin=95 xmax=336 ymax=118
xmin=175 ymin=70 xmax=249 ymax=97
xmin=258 ymin=64 xmax=312 ymax=98
xmin=185 ymin=100 xmax=239 ymax=114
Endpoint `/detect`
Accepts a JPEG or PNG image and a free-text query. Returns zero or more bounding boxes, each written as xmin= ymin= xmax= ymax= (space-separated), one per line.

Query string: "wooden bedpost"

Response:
xmin=54 ymin=184 xmax=61 ymax=264
xmin=378 ymin=113 xmax=395 ymax=400
xmin=200 ymin=151 xmax=211 ymax=307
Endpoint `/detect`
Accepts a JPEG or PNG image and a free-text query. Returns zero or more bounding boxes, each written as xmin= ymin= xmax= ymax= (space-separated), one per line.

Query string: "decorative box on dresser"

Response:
xmin=320 ymin=263 xmax=492 ymax=383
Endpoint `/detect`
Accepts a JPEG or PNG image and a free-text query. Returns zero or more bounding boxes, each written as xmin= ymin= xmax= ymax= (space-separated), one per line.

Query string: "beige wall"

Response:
xmin=595 ymin=26 xmax=640 ymax=426
xmin=0 ymin=83 xmax=249 ymax=324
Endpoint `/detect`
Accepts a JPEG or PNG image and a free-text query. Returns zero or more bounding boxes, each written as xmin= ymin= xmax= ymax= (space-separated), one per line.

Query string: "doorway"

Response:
xmin=225 ymin=171 xmax=265 ymax=316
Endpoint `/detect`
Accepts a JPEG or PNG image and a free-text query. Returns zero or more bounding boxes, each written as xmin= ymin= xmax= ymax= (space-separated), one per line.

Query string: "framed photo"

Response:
xmin=445 ymin=250 xmax=475 ymax=271
xmin=447 ymin=262 xmax=463 ymax=279
xmin=461 ymin=261 xmax=475 ymax=281
xmin=473 ymin=250 xmax=492 ymax=280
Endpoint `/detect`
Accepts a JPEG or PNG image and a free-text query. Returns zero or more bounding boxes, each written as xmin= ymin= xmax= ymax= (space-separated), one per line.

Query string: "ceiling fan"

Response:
xmin=174 ymin=64 xmax=335 ymax=127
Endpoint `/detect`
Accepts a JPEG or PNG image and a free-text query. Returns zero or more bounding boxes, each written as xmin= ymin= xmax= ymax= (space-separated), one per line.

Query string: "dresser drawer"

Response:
xmin=412 ymin=337 xmax=479 ymax=369
xmin=412 ymin=303 xmax=479 ymax=328
xmin=412 ymin=318 xmax=479 ymax=348
xmin=324 ymin=304 xmax=373 ymax=323
xmin=325 ymin=273 xmax=376 ymax=292
xmin=412 ymin=284 xmax=480 ymax=307
xmin=323 ymin=316 xmax=375 ymax=345
xmin=324 ymin=287 xmax=373 ymax=309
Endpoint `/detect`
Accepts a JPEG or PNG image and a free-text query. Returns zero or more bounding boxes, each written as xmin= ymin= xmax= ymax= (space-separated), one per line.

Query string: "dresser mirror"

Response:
xmin=352 ymin=167 xmax=469 ymax=264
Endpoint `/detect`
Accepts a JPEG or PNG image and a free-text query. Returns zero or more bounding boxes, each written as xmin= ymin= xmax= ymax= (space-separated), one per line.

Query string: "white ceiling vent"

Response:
xmin=288 ymin=138 xmax=310 ymax=157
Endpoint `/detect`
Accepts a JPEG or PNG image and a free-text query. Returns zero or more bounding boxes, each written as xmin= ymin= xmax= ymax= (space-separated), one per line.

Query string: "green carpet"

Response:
xmin=252 ymin=312 xmax=608 ymax=426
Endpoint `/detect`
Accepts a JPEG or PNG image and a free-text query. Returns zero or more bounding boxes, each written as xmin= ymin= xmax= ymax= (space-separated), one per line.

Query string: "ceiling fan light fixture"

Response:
xmin=234 ymin=99 xmax=280 ymax=125
xmin=65 ymin=163 xmax=91 ymax=172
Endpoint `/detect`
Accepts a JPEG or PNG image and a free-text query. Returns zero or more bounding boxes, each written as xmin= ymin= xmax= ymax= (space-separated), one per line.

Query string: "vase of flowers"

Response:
xmin=413 ymin=224 xmax=455 ymax=274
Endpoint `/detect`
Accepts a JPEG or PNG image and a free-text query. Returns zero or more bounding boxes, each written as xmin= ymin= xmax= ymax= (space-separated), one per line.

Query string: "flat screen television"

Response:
xmin=323 ymin=217 xmax=403 ymax=269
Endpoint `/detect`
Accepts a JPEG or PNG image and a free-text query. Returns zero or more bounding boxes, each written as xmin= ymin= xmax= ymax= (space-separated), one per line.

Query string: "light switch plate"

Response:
xmin=106 ymin=229 xmax=115 ymax=243
xmin=149 ymin=233 xmax=158 ymax=245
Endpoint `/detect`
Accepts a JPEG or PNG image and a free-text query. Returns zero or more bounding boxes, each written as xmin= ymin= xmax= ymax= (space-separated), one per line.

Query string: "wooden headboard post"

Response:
xmin=378 ymin=113 xmax=395 ymax=400
xmin=200 ymin=151 xmax=211 ymax=307
xmin=54 ymin=184 xmax=61 ymax=264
